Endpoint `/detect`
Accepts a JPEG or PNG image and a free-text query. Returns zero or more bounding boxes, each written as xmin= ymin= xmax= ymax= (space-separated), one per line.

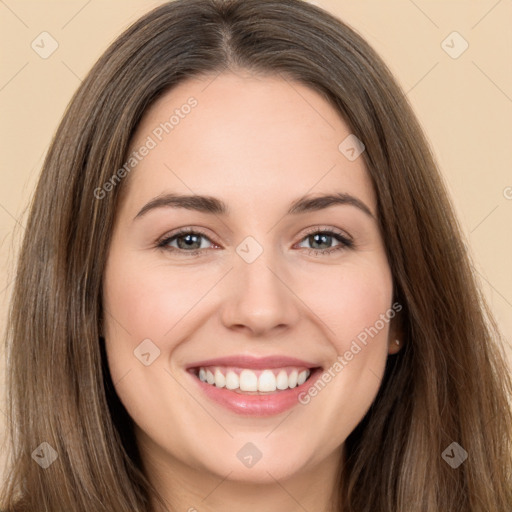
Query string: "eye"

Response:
xmin=156 ymin=228 xmax=216 ymax=256
xmin=156 ymin=226 xmax=354 ymax=258
xmin=296 ymin=227 xmax=354 ymax=256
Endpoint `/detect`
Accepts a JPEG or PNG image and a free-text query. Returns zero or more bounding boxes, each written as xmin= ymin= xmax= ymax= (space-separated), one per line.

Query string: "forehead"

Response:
xmin=122 ymin=72 xmax=376 ymax=217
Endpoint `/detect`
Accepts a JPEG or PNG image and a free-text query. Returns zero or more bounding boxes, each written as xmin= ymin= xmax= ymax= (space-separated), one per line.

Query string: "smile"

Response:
xmin=196 ymin=366 xmax=311 ymax=393
xmin=186 ymin=355 xmax=323 ymax=416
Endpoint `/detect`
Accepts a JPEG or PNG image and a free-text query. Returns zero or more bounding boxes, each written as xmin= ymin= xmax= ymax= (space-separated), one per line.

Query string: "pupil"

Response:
xmin=178 ymin=234 xmax=200 ymax=250
xmin=311 ymin=233 xmax=331 ymax=250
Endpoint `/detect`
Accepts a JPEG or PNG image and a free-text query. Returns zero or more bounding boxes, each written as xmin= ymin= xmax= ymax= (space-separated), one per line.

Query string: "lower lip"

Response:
xmin=189 ymin=368 xmax=324 ymax=416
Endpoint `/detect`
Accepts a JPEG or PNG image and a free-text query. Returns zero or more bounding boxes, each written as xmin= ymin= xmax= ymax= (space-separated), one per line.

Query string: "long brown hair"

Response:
xmin=2 ymin=0 xmax=511 ymax=510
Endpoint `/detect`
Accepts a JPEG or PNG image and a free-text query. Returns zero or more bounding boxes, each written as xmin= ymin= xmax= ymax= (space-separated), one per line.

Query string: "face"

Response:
xmin=102 ymin=71 xmax=400 ymax=487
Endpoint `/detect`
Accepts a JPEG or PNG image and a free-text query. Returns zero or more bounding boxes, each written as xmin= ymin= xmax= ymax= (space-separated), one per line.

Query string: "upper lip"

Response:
xmin=186 ymin=355 xmax=322 ymax=370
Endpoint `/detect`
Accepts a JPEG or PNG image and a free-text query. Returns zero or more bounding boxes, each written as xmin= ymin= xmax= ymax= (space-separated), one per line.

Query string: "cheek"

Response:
xmin=101 ymin=257 xmax=204 ymax=444
xmin=101 ymin=254 xmax=226 ymax=419
xmin=295 ymin=261 xmax=394 ymax=434
xmin=103 ymin=256 xmax=212 ymax=348
xmin=302 ymin=258 xmax=393 ymax=348
xmin=295 ymin=258 xmax=393 ymax=407
xmin=101 ymin=256 xmax=180 ymax=396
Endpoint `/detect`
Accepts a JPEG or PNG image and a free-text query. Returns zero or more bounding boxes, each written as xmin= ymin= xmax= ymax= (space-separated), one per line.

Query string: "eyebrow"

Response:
xmin=133 ymin=192 xmax=375 ymax=220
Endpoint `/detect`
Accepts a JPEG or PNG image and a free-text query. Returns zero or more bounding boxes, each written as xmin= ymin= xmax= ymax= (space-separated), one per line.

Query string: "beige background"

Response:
xmin=1 ymin=0 xmax=511 ymax=478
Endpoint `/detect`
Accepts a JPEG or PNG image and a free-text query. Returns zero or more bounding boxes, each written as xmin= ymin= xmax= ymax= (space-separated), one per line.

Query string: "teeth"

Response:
xmin=206 ymin=370 xmax=215 ymax=385
xmin=258 ymin=370 xmax=276 ymax=392
xmin=225 ymin=371 xmax=239 ymax=390
xmin=197 ymin=367 xmax=311 ymax=392
xmin=239 ymin=369 xmax=258 ymax=391
xmin=297 ymin=370 xmax=308 ymax=386
xmin=288 ymin=370 xmax=298 ymax=388
xmin=214 ymin=368 xmax=226 ymax=388
xmin=276 ymin=370 xmax=288 ymax=390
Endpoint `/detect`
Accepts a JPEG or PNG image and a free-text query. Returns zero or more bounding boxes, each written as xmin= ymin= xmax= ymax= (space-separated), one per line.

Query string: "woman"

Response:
xmin=2 ymin=0 xmax=511 ymax=510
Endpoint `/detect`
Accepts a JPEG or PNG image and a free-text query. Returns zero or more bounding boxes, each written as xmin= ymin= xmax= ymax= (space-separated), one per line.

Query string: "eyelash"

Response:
xmin=156 ymin=226 xmax=354 ymax=258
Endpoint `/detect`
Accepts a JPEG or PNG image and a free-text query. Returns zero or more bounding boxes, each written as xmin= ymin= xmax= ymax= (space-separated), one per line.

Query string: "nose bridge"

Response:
xmin=219 ymin=237 xmax=300 ymax=335
xmin=239 ymin=246 xmax=283 ymax=301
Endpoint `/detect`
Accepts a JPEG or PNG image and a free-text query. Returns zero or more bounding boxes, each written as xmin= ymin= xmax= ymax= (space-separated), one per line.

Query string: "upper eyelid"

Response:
xmin=302 ymin=225 xmax=352 ymax=241
xmin=159 ymin=227 xmax=217 ymax=244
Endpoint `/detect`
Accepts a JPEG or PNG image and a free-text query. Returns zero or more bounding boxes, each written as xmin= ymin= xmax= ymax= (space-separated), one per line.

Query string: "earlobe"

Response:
xmin=388 ymin=312 xmax=405 ymax=354
xmin=388 ymin=337 xmax=402 ymax=355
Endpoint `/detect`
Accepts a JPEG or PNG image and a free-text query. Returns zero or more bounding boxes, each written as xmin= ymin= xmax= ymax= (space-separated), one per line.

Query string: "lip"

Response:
xmin=186 ymin=355 xmax=323 ymax=417
xmin=186 ymin=355 xmax=320 ymax=371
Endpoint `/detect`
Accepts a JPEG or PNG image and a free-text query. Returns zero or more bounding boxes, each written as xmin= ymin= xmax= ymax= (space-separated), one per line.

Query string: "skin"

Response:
xmin=102 ymin=70 xmax=402 ymax=512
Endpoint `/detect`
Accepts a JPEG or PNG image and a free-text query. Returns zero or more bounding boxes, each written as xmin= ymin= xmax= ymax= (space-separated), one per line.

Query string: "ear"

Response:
xmin=387 ymin=304 xmax=405 ymax=355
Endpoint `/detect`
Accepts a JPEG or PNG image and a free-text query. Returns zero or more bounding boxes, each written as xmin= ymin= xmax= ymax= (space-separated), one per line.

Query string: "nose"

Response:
xmin=219 ymin=246 xmax=301 ymax=337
